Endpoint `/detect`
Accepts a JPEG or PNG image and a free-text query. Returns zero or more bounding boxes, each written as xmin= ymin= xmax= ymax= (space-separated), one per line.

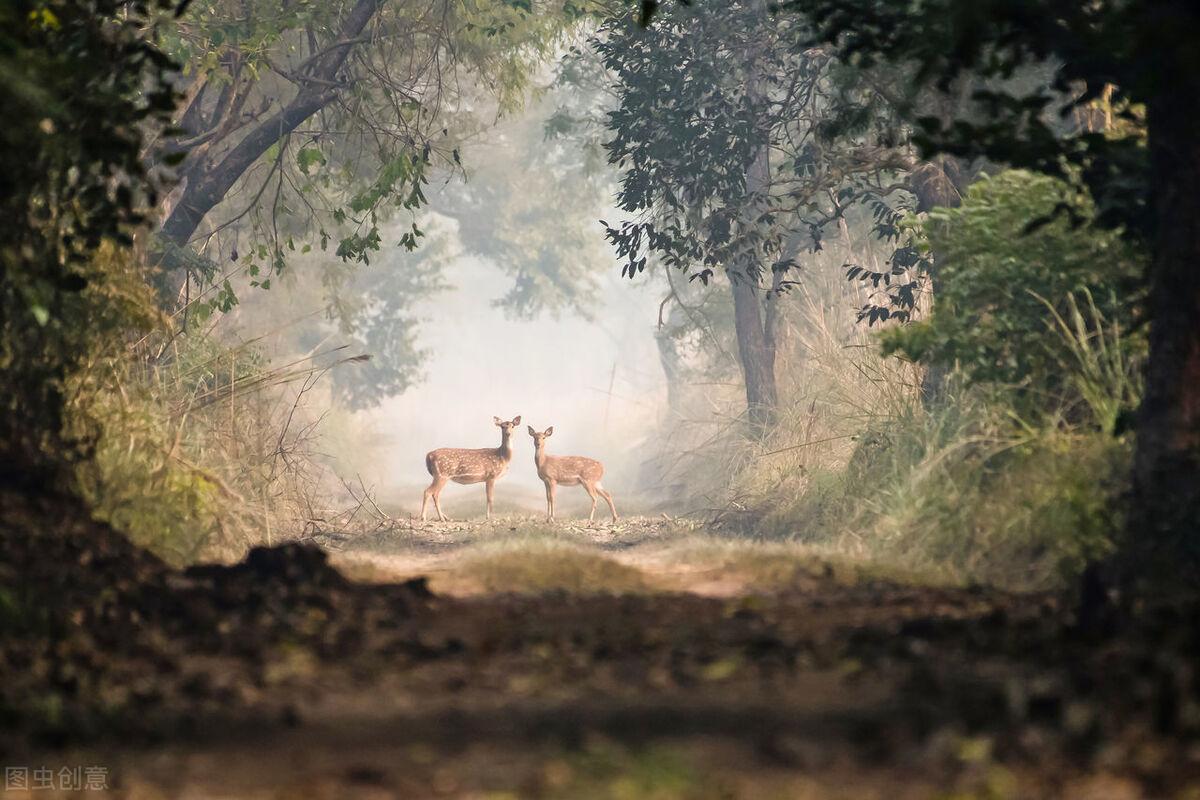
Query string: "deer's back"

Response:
xmin=539 ymin=455 xmax=604 ymax=485
xmin=427 ymin=447 xmax=509 ymax=480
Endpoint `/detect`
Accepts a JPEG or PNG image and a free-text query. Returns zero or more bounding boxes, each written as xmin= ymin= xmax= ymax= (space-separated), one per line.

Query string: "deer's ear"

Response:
xmin=527 ymin=425 xmax=536 ymax=436
xmin=545 ymin=426 xmax=554 ymax=436
xmin=512 ymin=415 xmax=522 ymax=425
xmin=493 ymin=416 xmax=502 ymax=426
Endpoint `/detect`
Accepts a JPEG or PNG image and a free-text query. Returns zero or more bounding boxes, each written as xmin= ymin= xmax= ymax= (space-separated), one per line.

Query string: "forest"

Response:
xmin=2 ymin=0 xmax=1199 ymax=797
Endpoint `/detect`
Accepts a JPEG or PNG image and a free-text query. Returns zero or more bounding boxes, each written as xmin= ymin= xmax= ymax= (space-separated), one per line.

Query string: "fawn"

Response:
xmin=527 ymin=425 xmax=617 ymax=523
xmin=421 ymin=415 xmax=521 ymax=521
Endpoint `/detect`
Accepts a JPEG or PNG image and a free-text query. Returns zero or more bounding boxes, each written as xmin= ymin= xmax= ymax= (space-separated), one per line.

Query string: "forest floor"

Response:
xmin=4 ymin=502 xmax=1200 ymax=799
xmin=321 ymin=514 xmax=925 ymax=598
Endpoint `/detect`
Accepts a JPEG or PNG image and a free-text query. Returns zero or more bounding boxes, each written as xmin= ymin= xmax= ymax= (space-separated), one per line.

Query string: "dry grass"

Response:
xmin=648 ymin=220 xmax=1132 ymax=591
xmin=455 ymin=533 xmax=651 ymax=595
xmin=328 ymin=519 xmax=954 ymax=598
xmin=70 ymin=324 xmax=363 ymax=565
xmin=645 ymin=238 xmax=925 ymax=517
xmin=642 ymin=536 xmax=956 ymax=592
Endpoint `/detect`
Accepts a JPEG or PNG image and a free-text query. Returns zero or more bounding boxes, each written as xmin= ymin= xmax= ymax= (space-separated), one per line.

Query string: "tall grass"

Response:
xmin=1033 ymin=288 xmax=1144 ymax=435
xmin=646 ymin=246 xmax=919 ymax=516
xmin=69 ymin=329 xmax=357 ymax=566
xmin=664 ymin=275 xmax=1139 ymax=590
xmin=756 ymin=395 xmax=1129 ymax=589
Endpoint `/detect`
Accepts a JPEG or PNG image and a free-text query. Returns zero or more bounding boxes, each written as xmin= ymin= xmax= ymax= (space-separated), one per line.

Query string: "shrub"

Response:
xmin=880 ymin=170 xmax=1145 ymax=419
xmin=718 ymin=170 xmax=1144 ymax=590
xmin=70 ymin=313 xmax=336 ymax=566
xmin=0 ymin=0 xmax=177 ymax=491
xmin=746 ymin=392 xmax=1127 ymax=590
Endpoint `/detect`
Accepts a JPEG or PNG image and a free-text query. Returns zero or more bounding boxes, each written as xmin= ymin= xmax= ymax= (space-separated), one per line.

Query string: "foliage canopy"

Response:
xmin=0 ymin=0 xmax=178 ymax=488
xmin=881 ymin=170 xmax=1145 ymax=412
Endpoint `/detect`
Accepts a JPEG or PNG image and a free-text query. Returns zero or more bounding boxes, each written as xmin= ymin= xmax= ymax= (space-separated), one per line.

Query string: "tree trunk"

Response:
xmin=158 ymin=0 xmax=384 ymax=257
xmin=729 ymin=143 xmax=778 ymax=430
xmin=909 ymin=154 xmax=969 ymax=405
xmin=731 ymin=274 xmax=778 ymax=429
xmin=1131 ymin=70 xmax=1200 ymax=580
xmin=655 ymin=299 xmax=685 ymax=413
xmin=159 ymin=89 xmax=338 ymax=247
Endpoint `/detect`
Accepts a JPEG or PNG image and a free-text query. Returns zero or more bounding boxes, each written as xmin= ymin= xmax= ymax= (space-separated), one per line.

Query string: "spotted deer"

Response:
xmin=421 ymin=415 xmax=521 ymax=521
xmin=527 ymin=425 xmax=617 ymax=523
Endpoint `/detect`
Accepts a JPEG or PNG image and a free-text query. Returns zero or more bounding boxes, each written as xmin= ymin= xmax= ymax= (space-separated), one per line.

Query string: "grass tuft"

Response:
xmin=458 ymin=533 xmax=651 ymax=595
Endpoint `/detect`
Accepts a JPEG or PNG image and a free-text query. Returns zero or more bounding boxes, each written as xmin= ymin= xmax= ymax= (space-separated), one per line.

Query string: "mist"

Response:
xmin=12 ymin=0 xmax=1200 ymax=794
xmin=365 ymin=246 xmax=666 ymax=511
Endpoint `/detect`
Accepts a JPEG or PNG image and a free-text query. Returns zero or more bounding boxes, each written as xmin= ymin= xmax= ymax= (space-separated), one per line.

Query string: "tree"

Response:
xmin=596 ymin=0 xmax=911 ymax=427
xmin=424 ymin=85 xmax=617 ymax=321
xmin=322 ymin=72 xmax=622 ymax=407
xmin=880 ymin=170 xmax=1145 ymax=426
xmin=154 ymin=0 xmax=590 ymax=300
xmin=839 ymin=62 xmax=1078 ymax=404
xmin=776 ymin=0 xmax=1198 ymax=577
xmin=0 ymin=0 xmax=178 ymax=492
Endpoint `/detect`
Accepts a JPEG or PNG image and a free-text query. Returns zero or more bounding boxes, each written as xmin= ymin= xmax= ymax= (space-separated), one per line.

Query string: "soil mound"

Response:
xmin=0 ymin=492 xmax=432 ymax=745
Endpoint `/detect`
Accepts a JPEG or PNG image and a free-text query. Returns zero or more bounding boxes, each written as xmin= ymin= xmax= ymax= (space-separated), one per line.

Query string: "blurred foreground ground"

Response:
xmin=4 ymin=512 xmax=1200 ymax=799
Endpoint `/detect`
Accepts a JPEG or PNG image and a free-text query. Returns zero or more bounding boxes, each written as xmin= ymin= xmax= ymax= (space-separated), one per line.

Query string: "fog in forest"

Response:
xmin=10 ymin=1 xmax=1200 ymax=794
xmin=364 ymin=248 xmax=666 ymax=505
xmin=217 ymin=93 xmax=674 ymax=515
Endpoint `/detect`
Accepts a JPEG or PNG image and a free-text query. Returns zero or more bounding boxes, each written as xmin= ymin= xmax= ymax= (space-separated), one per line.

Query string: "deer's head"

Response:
xmin=494 ymin=415 xmax=522 ymax=439
xmin=527 ymin=425 xmax=554 ymax=449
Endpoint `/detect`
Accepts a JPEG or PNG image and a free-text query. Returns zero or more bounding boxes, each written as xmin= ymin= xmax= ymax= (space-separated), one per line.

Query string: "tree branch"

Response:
xmin=160 ymin=0 xmax=384 ymax=250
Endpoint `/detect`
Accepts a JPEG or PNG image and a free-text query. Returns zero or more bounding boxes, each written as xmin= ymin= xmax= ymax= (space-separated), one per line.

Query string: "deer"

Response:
xmin=421 ymin=415 xmax=521 ymax=522
xmin=527 ymin=425 xmax=617 ymax=523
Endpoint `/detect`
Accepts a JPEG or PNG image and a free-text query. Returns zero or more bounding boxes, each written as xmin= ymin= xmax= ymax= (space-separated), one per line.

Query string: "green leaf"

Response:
xmin=296 ymin=146 xmax=324 ymax=175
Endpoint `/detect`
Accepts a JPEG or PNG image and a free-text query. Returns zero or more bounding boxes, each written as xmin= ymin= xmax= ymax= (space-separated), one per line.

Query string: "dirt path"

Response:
xmin=322 ymin=515 xmax=852 ymax=597
xmin=6 ymin=514 xmax=1200 ymax=799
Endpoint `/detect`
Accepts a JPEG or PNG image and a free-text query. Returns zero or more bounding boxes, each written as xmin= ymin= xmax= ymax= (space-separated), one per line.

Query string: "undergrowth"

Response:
xmin=665 ymin=171 xmax=1145 ymax=592
xmin=743 ymin=396 xmax=1130 ymax=590
xmin=69 ymin=314 xmax=350 ymax=566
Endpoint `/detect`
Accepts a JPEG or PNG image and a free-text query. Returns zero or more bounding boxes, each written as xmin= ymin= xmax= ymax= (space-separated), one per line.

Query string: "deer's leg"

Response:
xmin=485 ymin=478 xmax=495 ymax=520
xmin=598 ymin=484 xmax=618 ymax=522
xmin=583 ymin=482 xmax=599 ymax=523
xmin=421 ymin=476 xmax=439 ymax=521
xmin=430 ymin=476 xmax=449 ymax=522
xmin=547 ymin=480 xmax=557 ymax=522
